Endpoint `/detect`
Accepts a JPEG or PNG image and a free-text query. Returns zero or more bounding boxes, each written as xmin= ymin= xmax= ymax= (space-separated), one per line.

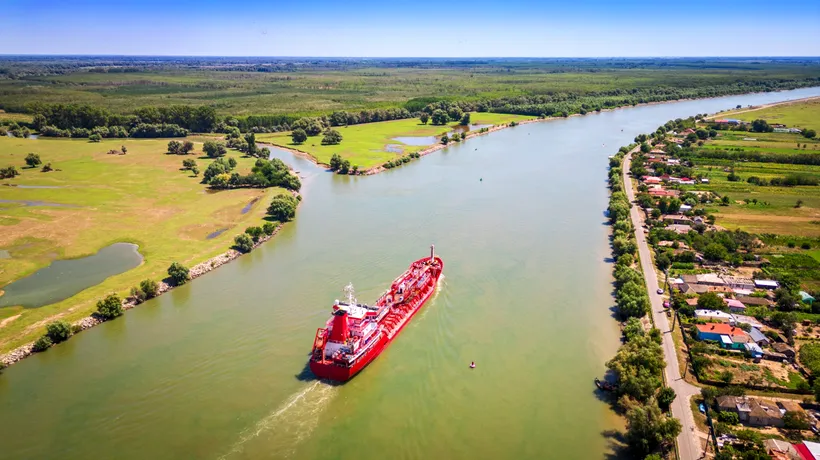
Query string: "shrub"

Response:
xmin=0 ymin=166 xmax=20 ymax=179
xmin=203 ymin=141 xmax=227 ymax=158
xmin=262 ymin=222 xmax=277 ymax=235
xmin=41 ymin=163 xmax=53 ymax=172
xmin=139 ymin=279 xmax=159 ymax=298
xmin=291 ymin=128 xmax=307 ymax=144
xmin=267 ymin=194 xmax=299 ymax=222
xmin=88 ymin=133 xmax=102 ymax=142
xmin=45 ymin=320 xmax=72 ymax=343
xmin=167 ymin=262 xmax=190 ymax=285
xmin=96 ymin=293 xmax=123 ymax=319
xmin=321 ymin=129 xmax=343 ymax=145
xmin=717 ymin=411 xmax=739 ymax=425
xmin=130 ymin=286 xmax=146 ymax=303
xmin=234 ymin=234 xmax=254 ymax=253
xmin=245 ymin=226 xmax=264 ymax=242
xmin=32 ymin=336 xmax=53 ymax=352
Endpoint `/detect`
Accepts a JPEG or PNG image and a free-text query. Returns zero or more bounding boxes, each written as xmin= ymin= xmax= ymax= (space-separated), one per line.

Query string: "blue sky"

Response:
xmin=2 ymin=0 xmax=819 ymax=56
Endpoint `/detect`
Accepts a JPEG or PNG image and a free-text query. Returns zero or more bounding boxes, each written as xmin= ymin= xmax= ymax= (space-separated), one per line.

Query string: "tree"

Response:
xmin=130 ymin=285 xmax=146 ymax=303
xmin=657 ymin=387 xmax=676 ymax=412
xmin=167 ymin=262 xmax=190 ymax=285
xmin=245 ymin=226 xmax=264 ymax=242
xmin=41 ymin=163 xmax=53 ymax=172
xmin=329 ymin=153 xmax=343 ymax=171
xmin=441 ymin=134 xmax=449 ymax=145
xmin=291 ymin=128 xmax=308 ymax=144
xmin=88 ymin=133 xmax=102 ymax=143
xmin=751 ymin=119 xmax=772 ymax=133
xmin=697 ymin=292 xmax=725 ymax=311
xmin=167 ymin=140 xmax=182 ymax=154
xmin=460 ymin=112 xmax=471 ymax=126
xmin=721 ymin=196 xmax=730 ymax=206
xmin=804 ymin=129 xmax=817 ymax=139
xmin=771 ymin=311 xmax=797 ymax=342
xmin=234 ymin=234 xmax=254 ymax=253
xmin=717 ymin=411 xmax=739 ymax=425
xmin=624 ymin=400 xmax=682 ymax=456
xmin=182 ymin=158 xmax=196 ymax=170
xmin=267 ymin=193 xmax=299 ymax=222
xmin=775 ymin=288 xmax=799 ymax=311
xmin=45 ymin=320 xmax=72 ymax=343
xmin=419 ymin=113 xmax=429 ymax=125
xmin=431 ymin=109 xmax=449 ymax=125
xmin=25 ymin=153 xmax=42 ymax=168
xmin=796 ymin=199 xmax=804 ymax=208
xmin=640 ymin=142 xmax=651 ymax=153
xmin=121 ymin=145 xmax=128 ymax=154
xmin=703 ymin=243 xmax=728 ymax=262
xmin=783 ymin=411 xmax=811 ymax=430
xmin=140 ymin=279 xmax=159 ymax=299
xmin=321 ymin=129 xmax=343 ymax=145
xmin=655 ymin=253 xmax=671 ymax=271
xmin=96 ymin=293 xmax=123 ymax=319
xmin=203 ymin=141 xmax=227 ymax=158
xmin=338 ymin=159 xmax=351 ymax=174
xmin=191 ymin=166 xmax=199 ymax=177
xmin=181 ymin=141 xmax=194 ymax=154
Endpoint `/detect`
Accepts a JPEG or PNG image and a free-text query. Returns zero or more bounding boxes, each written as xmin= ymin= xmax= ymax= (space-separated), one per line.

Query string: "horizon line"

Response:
xmin=2 ymin=54 xmax=820 ymax=60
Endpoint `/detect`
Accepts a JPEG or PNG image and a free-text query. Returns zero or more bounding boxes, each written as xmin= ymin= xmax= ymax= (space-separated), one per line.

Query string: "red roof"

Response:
xmin=696 ymin=323 xmax=748 ymax=338
xmin=680 ymin=177 xmax=691 ymax=181
xmin=648 ymin=189 xmax=677 ymax=197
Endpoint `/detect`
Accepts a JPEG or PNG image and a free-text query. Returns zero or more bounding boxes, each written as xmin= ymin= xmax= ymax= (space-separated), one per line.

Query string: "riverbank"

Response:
xmin=0 ymin=193 xmax=299 ymax=367
xmin=262 ymin=90 xmax=820 ymax=177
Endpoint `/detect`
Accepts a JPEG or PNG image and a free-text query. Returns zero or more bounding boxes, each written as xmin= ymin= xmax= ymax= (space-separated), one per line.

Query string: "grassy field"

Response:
xmin=256 ymin=112 xmax=532 ymax=169
xmin=721 ymin=98 xmax=820 ymax=132
xmin=0 ymin=111 xmax=32 ymax=123
xmin=2 ymin=58 xmax=819 ymax=116
xmin=0 ymin=136 xmax=284 ymax=352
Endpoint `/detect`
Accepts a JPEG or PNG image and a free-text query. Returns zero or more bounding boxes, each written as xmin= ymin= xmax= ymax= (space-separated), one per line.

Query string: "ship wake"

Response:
xmin=218 ymin=380 xmax=339 ymax=459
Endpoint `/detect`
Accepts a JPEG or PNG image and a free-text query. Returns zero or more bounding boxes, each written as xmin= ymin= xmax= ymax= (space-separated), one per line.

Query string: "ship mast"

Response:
xmin=430 ymin=244 xmax=435 ymax=261
xmin=344 ymin=283 xmax=357 ymax=306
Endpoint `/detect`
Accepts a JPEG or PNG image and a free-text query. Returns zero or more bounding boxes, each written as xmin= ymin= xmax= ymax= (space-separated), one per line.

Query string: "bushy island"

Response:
xmin=606 ymin=143 xmax=682 ymax=458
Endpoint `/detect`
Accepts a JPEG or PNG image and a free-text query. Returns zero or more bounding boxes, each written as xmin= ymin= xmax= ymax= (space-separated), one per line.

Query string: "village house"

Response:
xmin=764 ymin=438 xmax=800 ymax=460
xmin=755 ymin=279 xmax=780 ymax=290
xmin=665 ymin=224 xmax=691 ymax=234
xmin=748 ymin=327 xmax=769 ymax=346
xmin=721 ymin=276 xmax=756 ymax=291
xmin=642 ymin=175 xmax=661 ymax=185
xmin=717 ymin=396 xmax=785 ymax=427
xmin=679 ymin=282 xmax=710 ymax=295
xmin=695 ymin=323 xmax=749 ymax=349
xmin=724 ymin=298 xmax=747 ymax=313
xmin=733 ymin=314 xmax=764 ymax=329
xmin=649 ymin=188 xmax=679 ymax=198
xmin=662 ymin=215 xmax=692 ymax=225
xmin=658 ymin=240 xmax=689 ymax=250
xmin=772 ymin=342 xmax=796 ymax=361
xmin=736 ymin=295 xmax=774 ymax=308
xmin=744 ymin=342 xmax=764 ymax=358
xmin=679 ymin=204 xmax=692 ymax=212
xmin=801 ymin=291 xmax=816 ymax=306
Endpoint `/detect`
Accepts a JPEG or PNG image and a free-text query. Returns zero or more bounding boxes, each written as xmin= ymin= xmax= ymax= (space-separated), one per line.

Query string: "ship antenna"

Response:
xmin=430 ymin=244 xmax=435 ymax=260
xmin=344 ymin=283 xmax=357 ymax=306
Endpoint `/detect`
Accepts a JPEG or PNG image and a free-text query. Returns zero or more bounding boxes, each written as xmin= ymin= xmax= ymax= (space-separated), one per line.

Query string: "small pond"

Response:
xmin=206 ymin=228 xmax=228 ymax=240
xmin=241 ymin=198 xmax=260 ymax=215
xmin=0 ymin=199 xmax=79 ymax=207
xmin=0 ymin=243 xmax=143 ymax=309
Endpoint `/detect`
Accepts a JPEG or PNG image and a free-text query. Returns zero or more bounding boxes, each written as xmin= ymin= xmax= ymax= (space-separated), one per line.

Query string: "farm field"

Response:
xmin=256 ymin=112 xmax=533 ymax=169
xmin=722 ymin=98 xmax=820 ymax=132
xmin=0 ymin=111 xmax=32 ymax=123
xmin=0 ymin=136 xmax=283 ymax=352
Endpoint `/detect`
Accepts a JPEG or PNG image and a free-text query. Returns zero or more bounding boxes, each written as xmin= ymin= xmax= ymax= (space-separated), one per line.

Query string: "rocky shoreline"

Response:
xmin=0 ymin=197 xmax=295 ymax=368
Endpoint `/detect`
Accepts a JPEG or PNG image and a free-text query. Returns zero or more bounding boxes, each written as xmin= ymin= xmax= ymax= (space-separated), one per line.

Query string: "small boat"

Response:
xmin=469 ymin=361 xmax=476 ymax=369
xmin=594 ymin=378 xmax=616 ymax=392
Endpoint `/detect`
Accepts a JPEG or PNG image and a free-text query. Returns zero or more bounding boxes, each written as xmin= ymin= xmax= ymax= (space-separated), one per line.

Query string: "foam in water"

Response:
xmin=219 ymin=381 xmax=339 ymax=459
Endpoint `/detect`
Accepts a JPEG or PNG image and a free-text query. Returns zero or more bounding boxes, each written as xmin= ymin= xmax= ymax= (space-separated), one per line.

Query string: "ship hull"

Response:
xmin=310 ymin=256 xmax=442 ymax=382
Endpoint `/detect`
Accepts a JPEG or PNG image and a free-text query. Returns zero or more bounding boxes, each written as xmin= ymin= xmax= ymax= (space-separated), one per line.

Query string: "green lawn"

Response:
xmin=0 ymin=111 xmax=32 ymax=124
xmin=256 ymin=112 xmax=533 ymax=169
xmin=721 ymin=98 xmax=820 ymax=132
xmin=0 ymin=136 xmax=285 ymax=352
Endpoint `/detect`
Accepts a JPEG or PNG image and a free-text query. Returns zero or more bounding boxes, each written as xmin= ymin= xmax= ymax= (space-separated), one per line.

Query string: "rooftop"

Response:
xmin=724 ymin=298 xmax=746 ymax=310
xmin=696 ymin=323 xmax=748 ymax=338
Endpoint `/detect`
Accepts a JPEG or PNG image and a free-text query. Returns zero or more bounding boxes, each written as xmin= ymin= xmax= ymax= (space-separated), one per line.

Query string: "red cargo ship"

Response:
xmin=309 ymin=246 xmax=443 ymax=382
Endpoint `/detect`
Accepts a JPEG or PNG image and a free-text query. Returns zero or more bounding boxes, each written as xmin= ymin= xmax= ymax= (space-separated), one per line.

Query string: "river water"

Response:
xmin=1 ymin=87 xmax=819 ymax=460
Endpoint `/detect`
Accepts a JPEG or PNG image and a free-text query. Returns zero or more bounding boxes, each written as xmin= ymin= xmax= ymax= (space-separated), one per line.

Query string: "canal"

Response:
xmin=1 ymin=87 xmax=819 ymax=459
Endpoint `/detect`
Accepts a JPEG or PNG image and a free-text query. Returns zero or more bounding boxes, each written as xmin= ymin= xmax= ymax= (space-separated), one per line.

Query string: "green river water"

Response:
xmin=2 ymin=88 xmax=820 ymax=460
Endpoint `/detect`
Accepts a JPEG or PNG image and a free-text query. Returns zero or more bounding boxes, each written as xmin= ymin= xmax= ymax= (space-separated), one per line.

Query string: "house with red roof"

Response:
xmin=696 ymin=323 xmax=750 ymax=349
xmin=642 ymin=176 xmax=661 ymax=185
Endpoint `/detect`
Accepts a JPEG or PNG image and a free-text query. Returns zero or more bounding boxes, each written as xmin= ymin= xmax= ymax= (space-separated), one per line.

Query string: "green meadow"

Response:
xmin=0 ymin=136 xmax=283 ymax=352
xmin=725 ymin=98 xmax=820 ymax=132
xmin=256 ymin=112 xmax=533 ymax=169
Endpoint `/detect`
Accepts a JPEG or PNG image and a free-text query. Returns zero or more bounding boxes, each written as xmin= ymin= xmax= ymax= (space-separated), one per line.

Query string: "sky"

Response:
xmin=1 ymin=0 xmax=819 ymax=57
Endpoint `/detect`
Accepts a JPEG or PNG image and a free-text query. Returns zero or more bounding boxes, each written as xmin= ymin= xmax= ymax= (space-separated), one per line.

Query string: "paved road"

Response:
xmin=622 ymin=151 xmax=703 ymax=460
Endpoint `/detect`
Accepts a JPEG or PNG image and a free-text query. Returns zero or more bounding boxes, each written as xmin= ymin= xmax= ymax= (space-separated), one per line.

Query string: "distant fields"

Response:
xmin=256 ymin=112 xmax=533 ymax=169
xmin=2 ymin=58 xmax=820 ymax=117
xmin=724 ymin=98 xmax=820 ymax=132
xmin=684 ymin=101 xmax=820 ymax=236
xmin=0 ymin=136 xmax=282 ymax=352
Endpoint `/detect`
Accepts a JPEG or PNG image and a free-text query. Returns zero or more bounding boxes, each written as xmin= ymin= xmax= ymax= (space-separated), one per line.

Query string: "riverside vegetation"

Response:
xmin=606 ymin=143 xmax=682 ymax=457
